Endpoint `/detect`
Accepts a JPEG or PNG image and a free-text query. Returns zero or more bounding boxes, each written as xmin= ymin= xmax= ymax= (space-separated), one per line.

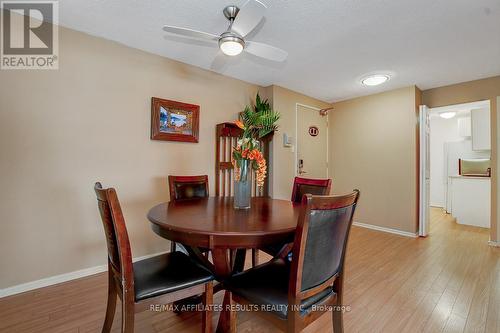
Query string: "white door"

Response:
xmin=419 ymin=105 xmax=430 ymax=237
xmin=296 ymin=104 xmax=328 ymax=178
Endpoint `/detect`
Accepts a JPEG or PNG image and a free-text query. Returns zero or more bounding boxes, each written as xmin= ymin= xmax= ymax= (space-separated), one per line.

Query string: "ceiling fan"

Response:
xmin=162 ymin=0 xmax=287 ymax=62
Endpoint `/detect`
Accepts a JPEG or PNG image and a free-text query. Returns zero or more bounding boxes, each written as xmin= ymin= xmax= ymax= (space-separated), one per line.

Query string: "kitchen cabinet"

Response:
xmin=471 ymin=108 xmax=490 ymax=150
xmin=458 ymin=116 xmax=471 ymax=137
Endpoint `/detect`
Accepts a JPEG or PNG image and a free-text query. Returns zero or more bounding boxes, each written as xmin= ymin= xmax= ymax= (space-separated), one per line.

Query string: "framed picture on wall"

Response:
xmin=151 ymin=97 xmax=200 ymax=143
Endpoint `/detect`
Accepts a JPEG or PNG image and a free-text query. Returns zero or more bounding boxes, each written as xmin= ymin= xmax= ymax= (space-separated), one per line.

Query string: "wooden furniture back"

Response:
xmin=291 ymin=176 xmax=332 ymax=203
xmin=94 ymin=182 xmax=134 ymax=295
xmin=215 ymin=122 xmax=271 ymax=198
xmin=290 ymin=191 xmax=360 ymax=299
xmin=168 ymin=175 xmax=209 ymax=201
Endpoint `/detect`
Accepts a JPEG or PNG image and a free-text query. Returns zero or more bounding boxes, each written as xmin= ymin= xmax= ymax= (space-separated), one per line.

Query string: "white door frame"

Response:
xmin=418 ymin=99 xmax=492 ymax=237
xmin=419 ymin=105 xmax=430 ymax=237
xmin=295 ymin=103 xmax=329 ymax=178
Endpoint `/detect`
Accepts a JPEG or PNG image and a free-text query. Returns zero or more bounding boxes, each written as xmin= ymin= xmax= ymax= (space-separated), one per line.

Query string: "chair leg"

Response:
xmin=277 ymin=243 xmax=294 ymax=259
xmin=286 ymin=311 xmax=301 ymax=333
xmin=332 ymin=309 xmax=343 ymax=333
xmin=252 ymin=249 xmax=259 ymax=267
xmin=332 ymin=276 xmax=344 ymax=333
xmin=101 ymin=270 xmax=117 ymax=333
xmin=228 ymin=292 xmax=237 ymax=333
xmin=121 ymin=294 xmax=135 ymax=333
xmin=201 ymin=282 xmax=213 ymax=333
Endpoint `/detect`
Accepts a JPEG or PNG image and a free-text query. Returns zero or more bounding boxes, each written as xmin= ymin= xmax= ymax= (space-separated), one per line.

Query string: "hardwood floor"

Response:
xmin=1 ymin=208 xmax=498 ymax=332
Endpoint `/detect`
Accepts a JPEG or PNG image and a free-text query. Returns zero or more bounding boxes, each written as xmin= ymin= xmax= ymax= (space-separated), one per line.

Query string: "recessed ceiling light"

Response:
xmin=361 ymin=74 xmax=390 ymax=86
xmin=439 ymin=112 xmax=456 ymax=119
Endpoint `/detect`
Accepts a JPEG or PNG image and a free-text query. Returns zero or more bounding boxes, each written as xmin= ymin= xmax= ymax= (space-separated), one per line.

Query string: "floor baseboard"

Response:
xmin=0 ymin=251 xmax=168 ymax=299
xmin=0 ymin=223 xmax=425 ymax=298
xmin=353 ymin=222 xmax=418 ymax=238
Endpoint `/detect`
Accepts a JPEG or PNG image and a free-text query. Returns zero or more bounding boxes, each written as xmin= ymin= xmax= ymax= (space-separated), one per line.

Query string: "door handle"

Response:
xmin=298 ymin=159 xmax=306 ymax=175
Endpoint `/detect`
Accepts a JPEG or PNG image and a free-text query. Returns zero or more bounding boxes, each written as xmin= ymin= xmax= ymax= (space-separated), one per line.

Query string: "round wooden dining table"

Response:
xmin=147 ymin=196 xmax=300 ymax=333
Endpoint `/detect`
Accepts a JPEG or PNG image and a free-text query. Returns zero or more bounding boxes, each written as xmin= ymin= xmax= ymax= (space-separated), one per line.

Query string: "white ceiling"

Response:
xmin=58 ymin=0 xmax=500 ymax=102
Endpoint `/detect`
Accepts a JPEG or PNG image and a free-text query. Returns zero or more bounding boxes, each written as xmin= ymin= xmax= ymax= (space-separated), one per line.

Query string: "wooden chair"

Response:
xmin=290 ymin=177 xmax=332 ymax=203
xmin=255 ymin=176 xmax=333 ymax=261
xmin=225 ymin=190 xmax=360 ymax=333
xmin=168 ymin=175 xmax=209 ymax=253
xmin=94 ymin=182 xmax=214 ymax=333
xmin=168 ymin=175 xmax=209 ymax=201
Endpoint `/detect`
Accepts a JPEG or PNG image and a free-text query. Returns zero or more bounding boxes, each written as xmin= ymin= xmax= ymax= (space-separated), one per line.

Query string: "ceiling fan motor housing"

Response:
xmin=223 ymin=5 xmax=240 ymax=21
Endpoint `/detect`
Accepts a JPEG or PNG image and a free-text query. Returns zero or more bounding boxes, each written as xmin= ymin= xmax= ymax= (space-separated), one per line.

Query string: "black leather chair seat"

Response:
xmin=225 ymin=258 xmax=335 ymax=319
xmin=178 ymin=243 xmax=210 ymax=254
xmin=133 ymin=252 xmax=214 ymax=301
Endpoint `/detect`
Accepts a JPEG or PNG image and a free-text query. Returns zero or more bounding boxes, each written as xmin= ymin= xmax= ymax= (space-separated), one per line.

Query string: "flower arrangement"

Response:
xmin=233 ymin=137 xmax=267 ymax=187
xmin=232 ymin=93 xmax=280 ymax=189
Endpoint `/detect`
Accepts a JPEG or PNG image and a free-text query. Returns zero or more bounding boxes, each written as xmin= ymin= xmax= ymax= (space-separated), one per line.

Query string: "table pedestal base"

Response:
xmin=216 ymin=291 xmax=236 ymax=333
xmin=212 ymin=248 xmax=246 ymax=333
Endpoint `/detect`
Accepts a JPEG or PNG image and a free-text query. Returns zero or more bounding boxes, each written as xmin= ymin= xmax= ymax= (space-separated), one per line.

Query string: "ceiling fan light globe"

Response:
xmin=219 ymin=34 xmax=245 ymax=56
xmin=220 ymin=41 xmax=243 ymax=56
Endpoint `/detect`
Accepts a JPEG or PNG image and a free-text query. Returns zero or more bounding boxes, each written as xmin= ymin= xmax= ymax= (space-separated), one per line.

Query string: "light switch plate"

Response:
xmin=283 ymin=133 xmax=293 ymax=147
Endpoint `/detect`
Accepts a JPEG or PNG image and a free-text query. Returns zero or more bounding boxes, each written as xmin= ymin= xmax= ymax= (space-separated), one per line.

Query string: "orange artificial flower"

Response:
xmin=248 ymin=149 xmax=262 ymax=161
xmin=235 ymin=120 xmax=245 ymax=129
xmin=255 ymin=158 xmax=267 ymax=187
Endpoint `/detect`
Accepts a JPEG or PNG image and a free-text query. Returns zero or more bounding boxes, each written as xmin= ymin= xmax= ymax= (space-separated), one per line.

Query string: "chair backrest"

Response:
xmin=290 ymin=191 xmax=360 ymax=295
xmin=94 ymin=182 xmax=133 ymax=287
xmin=290 ymin=177 xmax=332 ymax=204
xmin=168 ymin=175 xmax=209 ymax=201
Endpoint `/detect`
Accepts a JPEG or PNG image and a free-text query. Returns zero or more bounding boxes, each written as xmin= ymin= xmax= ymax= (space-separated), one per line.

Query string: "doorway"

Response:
xmin=295 ymin=104 xmax=328 ymax=178
xmin=419 ymin=100 xmax=491 ymax=236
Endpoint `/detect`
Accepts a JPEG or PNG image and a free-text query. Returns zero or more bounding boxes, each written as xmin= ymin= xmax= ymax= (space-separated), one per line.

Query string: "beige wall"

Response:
xmin=422 ymin=76 xmax=500 ymax=242
xmin=0 ymin=25 xmax=260 ymax=288
xmin=3 ymin=17 xmax=497 ymax=292
xmin=329 ymin=86 xmax=420 ymax=234
xmin=268 ymin=85 xmax=332 ymax=200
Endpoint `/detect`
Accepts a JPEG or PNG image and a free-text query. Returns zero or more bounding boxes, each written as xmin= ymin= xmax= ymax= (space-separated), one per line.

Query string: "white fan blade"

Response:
xmin=163 ymin=25 xmax=219 ymax=41
xmin=210 ymin=52 xmax=228 ymax=72
xmin=231 ymin=0 xmax=266 ymax=37
xmin=245 ymin=41 xmax=288 ymax=62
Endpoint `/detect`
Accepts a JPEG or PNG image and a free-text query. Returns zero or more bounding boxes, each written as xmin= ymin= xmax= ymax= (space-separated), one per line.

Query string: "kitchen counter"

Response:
xmin=449 ymin=176 xmax=490 ymax=228
xmin=449 ymin=175 xmax=490 ymax=180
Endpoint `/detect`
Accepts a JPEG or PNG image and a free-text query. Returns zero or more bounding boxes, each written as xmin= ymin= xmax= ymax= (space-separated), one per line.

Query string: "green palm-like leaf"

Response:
xmin=240 ymin=93 xmax=280 ymax=140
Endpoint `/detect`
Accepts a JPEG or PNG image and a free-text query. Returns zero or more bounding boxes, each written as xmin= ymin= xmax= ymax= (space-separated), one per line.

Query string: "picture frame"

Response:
xmin=151 ymin=97 xmax=200 ymax=143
